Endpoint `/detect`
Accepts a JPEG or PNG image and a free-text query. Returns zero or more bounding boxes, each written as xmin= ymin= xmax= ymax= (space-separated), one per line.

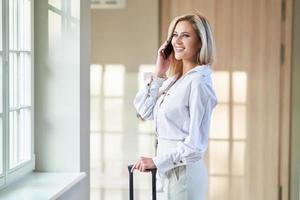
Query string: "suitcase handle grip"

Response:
xmin=127 ymin=164 xmax=157 ymax=173
xmin=127 ymin=164 xmax=157 ymax=200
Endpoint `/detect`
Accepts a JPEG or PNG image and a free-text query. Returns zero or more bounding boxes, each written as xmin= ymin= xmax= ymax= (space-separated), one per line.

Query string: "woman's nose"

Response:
xmin=175 ymin=36 xmax=182 ymax=44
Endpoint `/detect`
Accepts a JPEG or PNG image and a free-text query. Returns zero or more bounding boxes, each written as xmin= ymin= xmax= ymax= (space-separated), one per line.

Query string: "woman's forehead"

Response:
xmin=174 ymin=21 xmax=195 ymax=33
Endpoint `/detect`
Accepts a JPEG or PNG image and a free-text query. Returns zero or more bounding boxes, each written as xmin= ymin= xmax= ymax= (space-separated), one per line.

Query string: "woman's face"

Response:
xmin=172 ymin=20 xmax=201 ymax=63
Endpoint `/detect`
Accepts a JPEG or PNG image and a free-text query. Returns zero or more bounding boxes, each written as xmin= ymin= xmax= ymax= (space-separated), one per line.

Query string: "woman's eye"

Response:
xmin=183 ymin=34 xmax=190 ymax=37
xmin=172 ymin=33 xmax=178 ymax=37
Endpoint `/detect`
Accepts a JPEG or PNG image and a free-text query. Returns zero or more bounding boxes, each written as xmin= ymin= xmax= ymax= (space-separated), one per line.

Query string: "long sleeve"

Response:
xmin=153 ymin=80 xmax=217 ymax=175
xmin=133 ymin=73 xmax=166 ymax=120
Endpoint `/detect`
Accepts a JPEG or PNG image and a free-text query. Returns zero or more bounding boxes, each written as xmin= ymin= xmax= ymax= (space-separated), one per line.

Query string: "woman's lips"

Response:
xmin=174 ymin=47 xmax=185 ymax=52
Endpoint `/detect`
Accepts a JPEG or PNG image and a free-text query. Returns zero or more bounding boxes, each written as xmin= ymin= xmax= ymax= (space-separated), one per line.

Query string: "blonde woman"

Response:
xmin=132 ymin=12 xmax=217 ymax=200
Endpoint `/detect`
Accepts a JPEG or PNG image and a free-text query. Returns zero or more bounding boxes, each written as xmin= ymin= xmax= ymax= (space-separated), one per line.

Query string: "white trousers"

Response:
xmin=155 ymin=138 xmax=208 ymax=200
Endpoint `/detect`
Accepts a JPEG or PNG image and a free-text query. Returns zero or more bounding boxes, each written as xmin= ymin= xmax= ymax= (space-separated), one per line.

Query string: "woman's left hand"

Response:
xmin=131 ymin=157 xmax=156 ymax=172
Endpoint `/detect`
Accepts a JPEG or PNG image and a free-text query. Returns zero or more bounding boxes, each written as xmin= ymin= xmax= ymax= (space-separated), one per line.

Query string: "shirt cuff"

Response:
xmin=153 ymin=153 xmax=186 ymax=176
xmin=150 ymin=75 xmax=166 ymax=88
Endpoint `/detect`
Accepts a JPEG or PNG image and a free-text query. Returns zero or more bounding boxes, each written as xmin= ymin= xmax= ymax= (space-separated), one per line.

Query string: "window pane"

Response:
xmin=209 ymin=141 xmax=229 ymax=174
xmin=232 ymin=141 xmax=245 ymax=176
xmin=9 ymin=111 xmax=18 ymax=168
xmin=9 ymin=109 xmax=31 ymax=169
xmin=232 ymin=71 xmax=247 ymax=103
xmin=233 ymin=105 xmax=247 ymax=139
xmin=231 ymin=177 xmax=245 ymax=200
xmin=104 ymin=65 xmax=124 ymax=97
xmin=19 ymin=53 xmax=31 ymax=106
xmin=25 ymin=54 xmax=31 ymax=105
xmin=209 ymin=177 xmax=229 ymax=200
xmin=71 ymin=0 xmax=80 ymax=19
xmin=103 ymin=189 xmax=123 ymax=200
xmin=138 ymin=120 xmax=154 ymax=134
xmin=103 ymin=160 xmax=124 ymax=182
xmin=212 ymin=71 xmax=230 ymax=103
xmin=90 ymin=64 xmax=103 ymax=96
xmin=9 ymin=53 xmax=18 ymax=109
xmin=19 ymin=0 xmax=31 ymax=50
xmin=9 ymin=0 xmax=18 ymax=51
xmin=210 ymin=105 xmax=229 ymax=139
xmin=104 ymin=133 xmax=123 ymax=160
xmin=90 ymin=132 xmax=102 ymax=169
xmin=91 ymin=96 xmax=101 ymax=132
xmin=90 ymin=188 xmax=101 ymax=200
xmin=19 ymin=109 xmax=31 ymax=162
xmin=104 ymin=98 xmax=123 ymax=132
xmin=138 ymin=134 xmax=155 ymax=156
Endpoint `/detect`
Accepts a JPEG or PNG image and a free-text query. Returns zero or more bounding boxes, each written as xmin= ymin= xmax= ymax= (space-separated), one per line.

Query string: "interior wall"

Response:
xmin=35 ymin=0 xmax=80 ymax=172
xmin=290 ymin=0 xmax=300 ymax=198
xmin=91 ymin=0 xmax=159 ymax=72
xmin=34 ymin=0 xmax=90 ymax=199
xmin=160 ymin=1 xmax=284 ymax=200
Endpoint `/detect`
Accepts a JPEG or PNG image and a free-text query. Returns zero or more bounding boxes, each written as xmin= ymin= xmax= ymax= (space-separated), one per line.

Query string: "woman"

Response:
xmin=132 ymin=12 xmax=217 ymax=200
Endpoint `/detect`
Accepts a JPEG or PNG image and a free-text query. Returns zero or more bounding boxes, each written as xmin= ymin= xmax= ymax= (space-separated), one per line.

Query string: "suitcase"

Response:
xmin=127 ymin=164 xmax=157 ymax=200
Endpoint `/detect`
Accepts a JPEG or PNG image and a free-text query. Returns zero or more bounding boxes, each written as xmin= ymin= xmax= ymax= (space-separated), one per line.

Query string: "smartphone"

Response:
xmin=162 ymin=39 xmax=173 ymax=59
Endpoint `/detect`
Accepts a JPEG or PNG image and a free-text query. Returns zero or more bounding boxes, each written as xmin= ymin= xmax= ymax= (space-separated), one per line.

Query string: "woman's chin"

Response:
xmin=174 ymin=55 xmax=183 ymax=60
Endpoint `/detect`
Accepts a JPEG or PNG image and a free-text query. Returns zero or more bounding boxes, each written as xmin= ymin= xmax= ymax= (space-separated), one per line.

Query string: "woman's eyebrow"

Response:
xmin=173 ymin=31 xmax=190 ymax=34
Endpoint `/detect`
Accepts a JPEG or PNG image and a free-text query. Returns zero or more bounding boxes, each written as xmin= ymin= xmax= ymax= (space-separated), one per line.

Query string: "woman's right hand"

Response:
xmin=154 ymin=41 xmax=173 ymax=78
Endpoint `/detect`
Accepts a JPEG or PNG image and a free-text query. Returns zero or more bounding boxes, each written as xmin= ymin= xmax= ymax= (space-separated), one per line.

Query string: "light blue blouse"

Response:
xmin=134 ymin=65 xmax=217 ymax=175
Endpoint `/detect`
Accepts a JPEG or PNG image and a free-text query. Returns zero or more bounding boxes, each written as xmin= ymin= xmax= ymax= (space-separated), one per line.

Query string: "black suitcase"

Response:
xmin=127 ymin=165 xmax=157 ymax=200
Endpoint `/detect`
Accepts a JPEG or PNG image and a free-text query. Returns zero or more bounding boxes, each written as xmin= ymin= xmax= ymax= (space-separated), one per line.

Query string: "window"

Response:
xmin=0 ymin=0 xmax=34 ymax=189
xmin=209 ymin=71 xmax=247 ymax=200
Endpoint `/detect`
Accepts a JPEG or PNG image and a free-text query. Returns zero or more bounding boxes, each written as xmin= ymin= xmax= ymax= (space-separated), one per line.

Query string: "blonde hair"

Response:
xmin=167 ymin=12 xmax=216 ymax=76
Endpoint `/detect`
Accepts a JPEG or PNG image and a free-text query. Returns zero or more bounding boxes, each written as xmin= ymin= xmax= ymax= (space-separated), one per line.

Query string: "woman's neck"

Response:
xmin=182 ymin=60 xmax=199 ymax=75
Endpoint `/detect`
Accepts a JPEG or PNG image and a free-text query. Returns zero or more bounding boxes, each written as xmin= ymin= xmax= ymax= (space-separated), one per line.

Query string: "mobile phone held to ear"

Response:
xmin=162 ymin=40 xmax=173 ymax=59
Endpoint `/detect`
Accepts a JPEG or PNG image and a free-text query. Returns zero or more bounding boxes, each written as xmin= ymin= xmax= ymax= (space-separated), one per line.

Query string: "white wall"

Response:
xmin=34 ymin=0 xmax=90 ymax=199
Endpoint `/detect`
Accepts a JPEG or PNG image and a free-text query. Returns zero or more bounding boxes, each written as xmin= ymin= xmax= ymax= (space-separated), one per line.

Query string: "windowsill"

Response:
xmin=0 ymin=172 xmax=86 ymax=200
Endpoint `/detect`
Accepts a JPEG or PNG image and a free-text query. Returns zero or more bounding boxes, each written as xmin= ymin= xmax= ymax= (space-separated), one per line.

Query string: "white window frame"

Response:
xmin=0 ymin=0 xmax=34 ymax=190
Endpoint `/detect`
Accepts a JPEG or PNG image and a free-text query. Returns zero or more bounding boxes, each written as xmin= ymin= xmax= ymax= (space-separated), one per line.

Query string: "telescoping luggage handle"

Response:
xmin=127 ymin=164 xmax=157 ymax=200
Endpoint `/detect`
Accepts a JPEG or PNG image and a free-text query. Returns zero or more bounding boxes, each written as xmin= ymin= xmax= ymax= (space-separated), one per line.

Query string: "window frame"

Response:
xmin=0 ymin=0 xmax=35 ymax=190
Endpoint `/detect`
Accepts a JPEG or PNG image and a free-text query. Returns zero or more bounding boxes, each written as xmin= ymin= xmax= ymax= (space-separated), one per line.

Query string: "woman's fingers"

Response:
xmin=131 ymin=163 xmax=136 ymax=172
xmin=158 ymin=41 xmax=169 ymax=53
xmin=132 ymin=157 xmax=154 ymax=173
xmin=131 ymin=160 xmax=141 ymax=172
